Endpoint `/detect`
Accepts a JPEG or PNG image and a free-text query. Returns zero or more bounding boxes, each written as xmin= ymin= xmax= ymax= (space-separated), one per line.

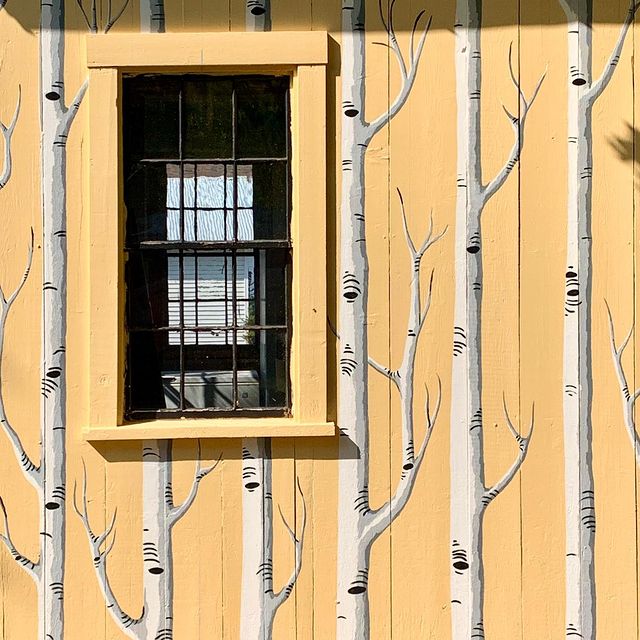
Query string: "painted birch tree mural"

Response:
xmin=607 ymin=305 xmax=640 ymax=463
xmin=335 ymin=2 xmax=443 ymax=637
xmin=449 ymin=2 xmax=543 ymax=638
xmin=557 ymin=2 xmax=639 ymax=638
xmin=240 ymin=3 xmax=307 ymax=638
xmin=74 ymin=444 xmax=220 ymax=639
xmin=0 ymin=2 xmax=128 ymax=638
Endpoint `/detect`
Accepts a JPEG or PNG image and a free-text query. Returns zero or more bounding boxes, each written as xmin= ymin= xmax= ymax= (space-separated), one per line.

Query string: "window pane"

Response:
xmin=128 ymin=331 xmax=180 ymax=411
xmin=236 ymin=77 xmax=288 ymax=158
xmin=183 ymin=332 xmax=234 ymax=409
xmin=124 ymin=76 xmax=180 ymax=160
xmin=237 ymin=330 xmax=288 ymax=408
xmin=253 ymin=249 xmax=287 ymax=326
xmin=183 ymin=78 xmax=233 ymax=159
xmin=250 ymin=162 xmax=288 ymax=240
xmin=126 ymin=163 xmax=182 ymax=245
xmin=127 ymin=251 xmax=170 ymax=329
xmin=195 ymin=164 xmax=230 ymax=241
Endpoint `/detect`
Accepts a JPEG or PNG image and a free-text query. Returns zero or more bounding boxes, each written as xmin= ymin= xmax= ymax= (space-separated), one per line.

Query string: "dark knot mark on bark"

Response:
xmin=451 ymin=541 xmax=469 ymax=574
xmin=164 ymin=482 xmax=174 ymax=505
xmin=347 ymin=569 xmax=368 ymax=594
xmin=258 ymin=560 xmax=274 ymax=582
xmin=45 ymin=485 xmax=65 ymax=511
xmin=342 ymin=159 xmax=353 ymax=172
xmin=403 ymin=440 xmax=415 ymax=470
xmin=568 ymin=136 xmax=578 ymax=145
xmin=340 ymin=344 xmax=357 ymax=376
xmin=54 ymin=134 xmax=68 ymax=149
xmin=565 ymin=384 xmax=577 ymax=397
xmin=457 ymin=176 xmax=467 ymax=189
xmin=142 ymin=447 xmax=161 ymax=459
xmin=354 ymin=486 xmax=370 ymax=515
xmin=565 ymin=267 xmax=580 ymax=315
xmin=472 ymin=622 xmax=485 ymax=639
xmin=247 ymin=1 xmax=266 ymax=15
xmin=471 ymin=50 xmax=481 ymax=60
xmin=155 ymin=628 xmax=173 ymax=640
xmin=49 ymin=582 xmax=64 ymax=601
xmin=580 ymin=490 xmax=596 ymax=533
xmin=580 ymin=166 xmax=593 ymax=180
xmin=242 ymin=465 xmax=260 ymax=491
xmin=470 ymin=408 xmax=483 ymax=432
xmin=453 ymin=326 xmax=467 ymax=357
xmin=143 ymin=542 xmax=165 ymax=574
xmin=342 ymin=272 xmax=361 ymax=302
xmin=470 ymin=90 xmax=481 ymax=101
xmin=569 ymin=66 xmax=587 ymax=86
xmin=467 ymin=232 xmax=481 ymax=254
xmin=43 ymin=281 xmax=58 ymax=292
xmin=42 ymin=368 xmax=62 ymax=398
xmin=342 ymin=101 xmax=359 ymax=118
xmin=45 ymin=82 xmax=63 ymax=101
xmin=566 ymin=623 xmax=581 ymax=637
xmin=482 ymin=488 xmax=499 ymax=507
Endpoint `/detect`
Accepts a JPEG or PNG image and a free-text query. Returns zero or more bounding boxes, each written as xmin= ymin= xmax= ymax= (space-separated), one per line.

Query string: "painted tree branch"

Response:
xmin=168 ymin=446 xmax=222 ymax=527
xmin=73 ymin=465 xmax=142 ymax=639
xmin=0 ymin=231 xmax=40 ymax=486
xmin=366 ymin=1 xmax=431 ymax=141
xmin=75 ymin=0 xmax=131 ymax=33
xmin=482 ymin=399 xmax=534 ymax=506
xmin=606 ymin=304 xmax=640 ymax=464
xmin=483 ymin=46 xmax=546 ymax=203
xmin=271 ymin=479 xmax=307 ymax=611
xmin=587 ymin=1 xmax=640 ymax=103
xmin=0 ymin=86 xmax=21 ymax=189
xmin=0 ymin=496 xmax=40 ymax=581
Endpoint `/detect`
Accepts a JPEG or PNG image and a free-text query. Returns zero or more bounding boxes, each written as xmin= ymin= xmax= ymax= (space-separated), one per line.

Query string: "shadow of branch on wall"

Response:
xmin=610 ymin=123 xmax=640 ymax=188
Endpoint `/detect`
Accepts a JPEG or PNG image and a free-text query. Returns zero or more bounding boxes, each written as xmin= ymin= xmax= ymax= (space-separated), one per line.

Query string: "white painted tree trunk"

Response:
xmin=240 ymin=3 xmax=306 ymax=637
xmin=558 ymin=2 xmax=637 ymax=637
xmin=450 ymin=4 xmax=485 ymax=636
xmin=450 ymin=2 xmax=541 ymax=637
xmin=336 ymin=2 xmax=372 ymax=635
xmin=563 ymin=7 xmax=595 ymax=637
xmin=140 ymin=440 xmax=174 ymax=639
xmin=241 ymin=439 xmax=274 ymax=640
xmin=335 ymin=3 xmax=435 ymax=638
xmin=140 ymin=0 xmax=165 ymax=33
xmin=39 ymin=2 xmax=87 ymax=637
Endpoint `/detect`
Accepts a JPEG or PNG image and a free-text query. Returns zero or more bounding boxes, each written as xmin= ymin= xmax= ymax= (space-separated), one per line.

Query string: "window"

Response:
xmin=85 ymin=32 xmax=332 ymax=439
xmin=123 ymin=75 xmax=291 ymax=418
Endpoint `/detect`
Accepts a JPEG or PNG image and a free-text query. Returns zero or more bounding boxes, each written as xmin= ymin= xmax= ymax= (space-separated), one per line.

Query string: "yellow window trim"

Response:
xmin=84 ymin=32 xmax=334 ymax=440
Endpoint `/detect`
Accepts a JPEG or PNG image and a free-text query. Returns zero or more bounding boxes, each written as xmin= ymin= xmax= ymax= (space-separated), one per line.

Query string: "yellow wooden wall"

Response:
xmin=0 ymin=0 xmax=638 ymax=638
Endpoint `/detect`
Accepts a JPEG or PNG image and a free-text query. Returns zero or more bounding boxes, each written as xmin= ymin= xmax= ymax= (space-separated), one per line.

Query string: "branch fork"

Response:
xmin=482 ymin=397 xmax=535 ymax=507
xmin=606 ymin=302 xmax=640 ymax=464
xmin=0 ymin=230 xmax=41 ymax=488
xmin=366 ymin=0 xmax=432 ymax=141
xmin=0 ymin=495 xmax=40 ymax=581
xmin=0 ymin=86 xmax=21 ymax=189
xmin=483 ymin=44 xmax=546 ymax=203
xmin=271 ymin=478 xmax=307 ymax=610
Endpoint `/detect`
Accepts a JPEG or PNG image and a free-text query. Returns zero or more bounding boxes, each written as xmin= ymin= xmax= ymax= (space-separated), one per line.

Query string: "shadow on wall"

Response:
xmin=611 ymin=123 xmax=640 ymax=179
xmin=3 ymin=0 xmax=639 ymax=31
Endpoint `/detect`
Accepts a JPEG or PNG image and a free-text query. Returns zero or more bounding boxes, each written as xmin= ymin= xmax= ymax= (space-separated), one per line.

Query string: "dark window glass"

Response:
xmin=123 ymin=75 xmax=291 ymax=419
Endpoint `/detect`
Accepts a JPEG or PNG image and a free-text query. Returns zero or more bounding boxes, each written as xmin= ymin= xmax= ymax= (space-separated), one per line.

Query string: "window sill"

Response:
xmin=83 ymin=419 xmax=336 ymax=441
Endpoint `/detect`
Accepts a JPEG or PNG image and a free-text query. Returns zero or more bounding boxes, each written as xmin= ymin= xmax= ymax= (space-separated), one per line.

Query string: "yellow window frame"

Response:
xmin=84 ymin=32 xmax=333 ymax=440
